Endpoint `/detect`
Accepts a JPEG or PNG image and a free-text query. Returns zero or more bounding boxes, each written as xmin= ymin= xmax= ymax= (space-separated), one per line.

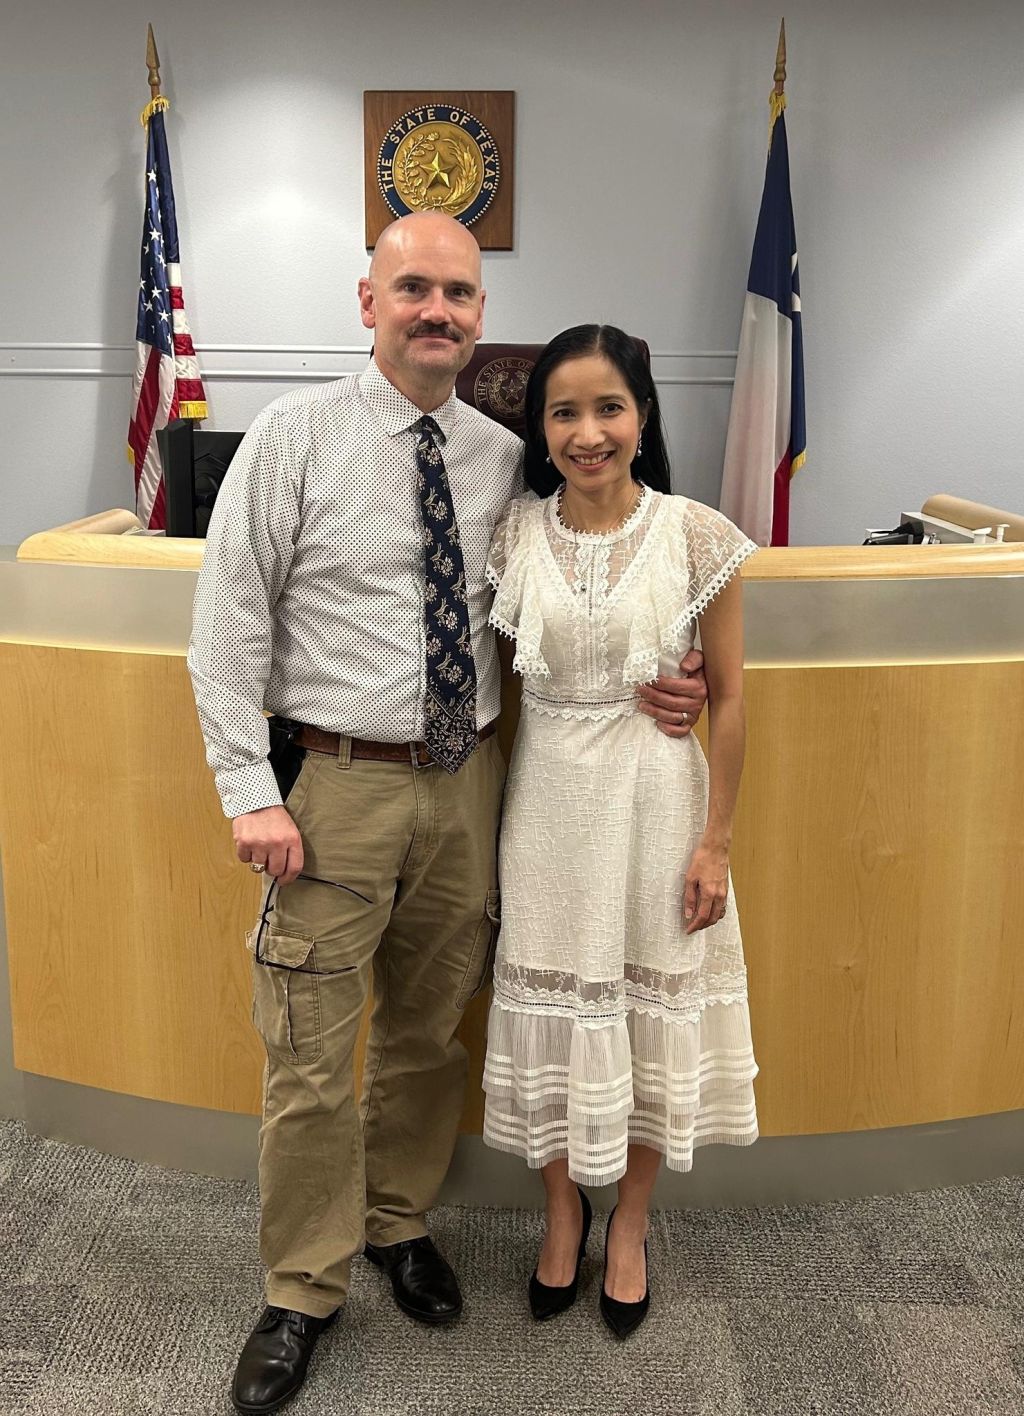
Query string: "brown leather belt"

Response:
xmin=294 ymin=720 xmax=496 ymax=766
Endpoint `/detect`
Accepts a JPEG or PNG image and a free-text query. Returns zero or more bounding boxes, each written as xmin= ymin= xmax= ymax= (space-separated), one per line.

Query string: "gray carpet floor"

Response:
xmin=1 ymin=1118 xmax=1023 ymax=1415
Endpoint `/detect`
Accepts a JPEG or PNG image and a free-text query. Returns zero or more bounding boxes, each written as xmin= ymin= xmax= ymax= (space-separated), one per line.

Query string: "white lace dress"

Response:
xmin=481 ymin=486 xmax=760 ymax=1186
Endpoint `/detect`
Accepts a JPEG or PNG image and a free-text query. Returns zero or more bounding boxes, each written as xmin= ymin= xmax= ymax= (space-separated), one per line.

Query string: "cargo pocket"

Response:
xmin=247 ymin=926 xmax=323 ymax=1064
xmin=455 ymin=889 xmax=501 ymax=1009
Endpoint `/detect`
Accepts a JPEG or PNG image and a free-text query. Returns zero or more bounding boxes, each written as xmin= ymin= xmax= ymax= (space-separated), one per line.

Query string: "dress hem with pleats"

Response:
xmin=483 ymin=994 xmax=759 ymax=1186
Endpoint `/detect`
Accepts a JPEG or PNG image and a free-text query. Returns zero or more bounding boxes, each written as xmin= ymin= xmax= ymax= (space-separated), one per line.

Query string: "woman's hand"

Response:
xmin=683 ymin=840 xmax=730 ymax=934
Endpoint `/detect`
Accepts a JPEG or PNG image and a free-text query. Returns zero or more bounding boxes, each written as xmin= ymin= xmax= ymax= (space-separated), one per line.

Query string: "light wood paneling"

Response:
xmin=0 ymin=642 xmax=264 ymax=1113
xmin=18 ymin=528 xmax=204 ymax=570
xmin=33 ymin=509 xmax=141 ymax=536
xmin=2 ymin=643 xmax=1022 ymax=1136
xmin=19 ymin=508 xmax=1024 ymax=580
xmin=0 ymin=641 xmax=491 ymax=1125
xmin=744 ymin=543 xmax=1024 ymax=581
xmin=729 ymin=660 xmax=1024 ymax=1134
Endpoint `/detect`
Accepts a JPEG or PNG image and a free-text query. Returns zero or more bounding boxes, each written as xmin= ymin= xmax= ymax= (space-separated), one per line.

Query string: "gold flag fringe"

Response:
xmin=768 ymin=90 xmax=787 ymax=152
xmin=140 ymin=95 xmax=170 ymax=128
xmin=178 ymin=401 xmax=208 ymax=420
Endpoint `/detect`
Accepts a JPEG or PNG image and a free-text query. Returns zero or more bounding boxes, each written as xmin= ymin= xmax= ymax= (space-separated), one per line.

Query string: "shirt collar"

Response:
xmin=358 ymin=357 xmax=462 ymax=442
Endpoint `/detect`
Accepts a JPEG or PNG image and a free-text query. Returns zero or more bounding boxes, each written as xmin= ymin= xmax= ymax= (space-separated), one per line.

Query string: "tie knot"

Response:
xmin=417 ymin=415 xmax=442 ymax=443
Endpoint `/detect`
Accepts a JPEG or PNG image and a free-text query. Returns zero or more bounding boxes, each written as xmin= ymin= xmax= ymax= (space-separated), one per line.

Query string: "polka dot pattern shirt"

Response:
xmin=187 ymin=359 xmax=525 ymax=819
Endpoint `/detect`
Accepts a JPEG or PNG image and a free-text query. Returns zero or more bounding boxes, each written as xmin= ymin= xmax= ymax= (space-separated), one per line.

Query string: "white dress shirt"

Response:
xmin=188 ymin=359 xmax=525 ymax=818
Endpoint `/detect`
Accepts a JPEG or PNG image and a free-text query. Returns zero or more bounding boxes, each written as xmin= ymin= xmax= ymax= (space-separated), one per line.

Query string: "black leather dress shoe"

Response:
xmin=231 ymin=1305 xmax=338 ymax=1415
xmin=364 ymin=1235 xmax=463 ymax=1324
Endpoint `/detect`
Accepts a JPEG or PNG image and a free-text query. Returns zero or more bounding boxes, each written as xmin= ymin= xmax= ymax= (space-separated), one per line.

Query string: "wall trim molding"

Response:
xmin=0 ymin=369 xmax=735 ymax=386
xmin=0 ymin=342 xmax=740 ymax=358
xmin=0 ymin=341 xmax=737 ymax=386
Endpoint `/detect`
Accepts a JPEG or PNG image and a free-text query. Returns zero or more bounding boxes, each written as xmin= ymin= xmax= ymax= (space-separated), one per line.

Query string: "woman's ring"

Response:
xmin=249 ymin=862 xmax=266 ymax=874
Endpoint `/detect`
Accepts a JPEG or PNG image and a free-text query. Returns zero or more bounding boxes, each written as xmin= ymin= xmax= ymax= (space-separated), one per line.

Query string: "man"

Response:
xmin=188 ymin=210 xmax=707 ymax=1415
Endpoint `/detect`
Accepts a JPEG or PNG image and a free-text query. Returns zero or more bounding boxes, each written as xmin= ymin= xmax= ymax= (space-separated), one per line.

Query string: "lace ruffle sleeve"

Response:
xmin=623 ymin=498 xmax=758 ymax=685
xmin=484 ymin=497 xmax=523 ymax=592
xmin=680 ymin=500 xmax=759 ymax=620
xmin=485 ymin=495 xmax=550 ymax=678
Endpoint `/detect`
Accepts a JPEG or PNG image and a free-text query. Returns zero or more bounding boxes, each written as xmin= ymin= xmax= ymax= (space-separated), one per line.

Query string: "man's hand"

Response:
xmin=636 ymin=649 xmax=708 ymax=737
xmin=233 ymin=805 xmax=304 ymax=885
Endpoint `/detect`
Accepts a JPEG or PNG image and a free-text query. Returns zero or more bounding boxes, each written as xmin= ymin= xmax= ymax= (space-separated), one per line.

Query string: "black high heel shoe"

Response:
xmin=599 ymin=1205 xmax=650 ymax=1339
xmin=529 ymin=1186 xmax=593 ymax=1320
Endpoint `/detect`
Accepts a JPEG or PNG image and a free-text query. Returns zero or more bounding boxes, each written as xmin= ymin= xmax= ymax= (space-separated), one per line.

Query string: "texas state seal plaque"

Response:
xmin=364 ymin=91 xmax=515 ymax=249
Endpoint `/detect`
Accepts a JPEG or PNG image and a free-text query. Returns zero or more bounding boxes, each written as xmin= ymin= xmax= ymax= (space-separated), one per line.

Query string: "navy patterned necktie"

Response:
xmin=414 ymin=415 xmax=479 ymax=773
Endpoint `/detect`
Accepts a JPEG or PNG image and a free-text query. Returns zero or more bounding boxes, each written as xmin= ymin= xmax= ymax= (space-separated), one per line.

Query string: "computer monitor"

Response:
xmin=158 ymin=421 xmax=245 ymax=537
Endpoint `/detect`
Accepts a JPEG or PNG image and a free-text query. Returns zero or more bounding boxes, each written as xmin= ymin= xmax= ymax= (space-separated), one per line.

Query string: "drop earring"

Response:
xmin=635 ymin=432 xmax=644 ymax=460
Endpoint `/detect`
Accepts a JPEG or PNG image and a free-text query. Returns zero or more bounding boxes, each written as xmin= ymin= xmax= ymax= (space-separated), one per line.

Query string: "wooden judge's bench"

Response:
xmin=1 ymin=504 xmax=1022 ymax=1206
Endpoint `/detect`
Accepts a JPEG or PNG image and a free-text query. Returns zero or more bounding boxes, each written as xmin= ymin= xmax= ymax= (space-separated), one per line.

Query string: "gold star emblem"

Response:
xmin=386 ymin=115 xmax=496 ymax=220
xmin=422 ymin=149 xmax=453 ymax=189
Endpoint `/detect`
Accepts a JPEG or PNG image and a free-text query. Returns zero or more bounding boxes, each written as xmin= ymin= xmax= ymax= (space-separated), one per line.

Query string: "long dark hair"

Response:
xmin=522 ymin=324 xmax=671 ymax=497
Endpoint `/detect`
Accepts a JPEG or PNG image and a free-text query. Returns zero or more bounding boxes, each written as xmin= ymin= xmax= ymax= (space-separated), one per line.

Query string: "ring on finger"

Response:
xmin=680 ymin=711 xmax=689 ymax=724
xmin=249 ymin=862 xmax=267 ymax=874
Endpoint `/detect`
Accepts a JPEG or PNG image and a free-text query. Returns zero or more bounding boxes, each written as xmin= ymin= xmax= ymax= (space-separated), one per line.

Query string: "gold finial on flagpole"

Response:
xmin=146 ymin=24 xmax=162 ymax=102
xmin=774 ymin=18 xmax=787 ymax=96
xmin=141 ymin=24 xmax=170 ymax=126
xmin=769 ymin=18 xmax=787 ymax=143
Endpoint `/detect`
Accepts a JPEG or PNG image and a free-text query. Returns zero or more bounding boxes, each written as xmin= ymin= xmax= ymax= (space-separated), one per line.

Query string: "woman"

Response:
xmin=481 ymin=325 xmax=759 ymax=1337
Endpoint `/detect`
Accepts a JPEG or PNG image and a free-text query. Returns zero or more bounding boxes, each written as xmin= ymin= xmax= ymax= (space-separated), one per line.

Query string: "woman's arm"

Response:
xmin=683 ymin=573 xmax=746 ymax=934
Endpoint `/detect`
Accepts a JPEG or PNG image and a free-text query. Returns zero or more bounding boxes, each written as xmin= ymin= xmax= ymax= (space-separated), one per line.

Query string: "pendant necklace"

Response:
xmin=555 ymin=481 xmax=643 ymax=603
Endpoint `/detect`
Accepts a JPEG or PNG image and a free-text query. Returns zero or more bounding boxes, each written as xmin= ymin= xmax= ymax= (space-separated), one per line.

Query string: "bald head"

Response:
xmin=368 ymin=210 xmax=482 ymax=283
xmin=358 ymin=212 xmax=486 ymax=413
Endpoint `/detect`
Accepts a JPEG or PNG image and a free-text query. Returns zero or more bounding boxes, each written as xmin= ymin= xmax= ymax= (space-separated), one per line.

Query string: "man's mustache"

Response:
xmin=408 ymin=323 xmax=462 ymax=342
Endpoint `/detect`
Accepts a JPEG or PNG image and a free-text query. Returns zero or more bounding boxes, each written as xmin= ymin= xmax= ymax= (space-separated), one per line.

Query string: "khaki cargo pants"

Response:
xmin=246 ymin=734 xmax=505 ymax=1318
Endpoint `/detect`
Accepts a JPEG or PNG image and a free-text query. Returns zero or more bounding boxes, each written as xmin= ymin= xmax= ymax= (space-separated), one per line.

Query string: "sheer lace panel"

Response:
xmin=493 ymin=957 xmax=750 ymax=1026
xmin=485 ymin=490 xmax=758 ymax=710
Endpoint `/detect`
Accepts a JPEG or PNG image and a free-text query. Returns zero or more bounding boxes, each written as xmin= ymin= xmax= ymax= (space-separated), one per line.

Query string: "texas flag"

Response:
xmin=720 ymin=97 xmax=806 ymax=547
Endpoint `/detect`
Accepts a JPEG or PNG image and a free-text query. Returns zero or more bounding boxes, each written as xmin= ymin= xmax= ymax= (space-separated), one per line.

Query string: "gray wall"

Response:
xmin=2 ymin=0 xmax=1023 ymax=543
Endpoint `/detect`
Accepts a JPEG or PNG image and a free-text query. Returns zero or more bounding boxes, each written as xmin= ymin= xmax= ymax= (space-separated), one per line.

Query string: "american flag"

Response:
xmin=127 ymin=102 xmax=207 ymax=530
xmin=719 ymin=84 xmax=806 ymax=547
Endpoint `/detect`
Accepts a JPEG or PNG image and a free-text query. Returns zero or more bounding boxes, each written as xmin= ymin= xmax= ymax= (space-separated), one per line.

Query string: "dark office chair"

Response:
xmin=454 ymin=338 xmax=650 ymax=436
xmin=454 ymin=343 xmax=544 ymax=438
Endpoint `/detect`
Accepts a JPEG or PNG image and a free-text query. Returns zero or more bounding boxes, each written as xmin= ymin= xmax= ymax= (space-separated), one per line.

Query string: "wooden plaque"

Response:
xmin=364 ymin=90 xmax=515 ymax=250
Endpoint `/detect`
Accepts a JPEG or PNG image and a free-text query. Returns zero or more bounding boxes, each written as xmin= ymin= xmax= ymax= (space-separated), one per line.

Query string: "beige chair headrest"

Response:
xmin=921 ymin=495 xmax=1024 ymax=543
